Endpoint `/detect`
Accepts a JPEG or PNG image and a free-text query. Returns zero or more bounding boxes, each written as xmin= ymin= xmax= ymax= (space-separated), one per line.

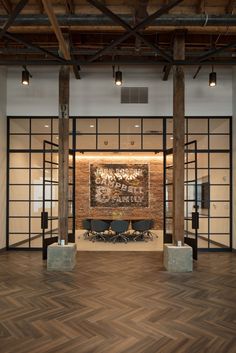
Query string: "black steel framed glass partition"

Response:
xmin=7 ymin=116 xmax=232 ymax=251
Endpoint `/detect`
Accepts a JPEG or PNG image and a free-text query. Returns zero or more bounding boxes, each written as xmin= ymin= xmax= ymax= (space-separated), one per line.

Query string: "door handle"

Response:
xmin=192 ymin=212 xmax=199 ymax=230
xmin=41 ymin=212 xmax=48 ymax=230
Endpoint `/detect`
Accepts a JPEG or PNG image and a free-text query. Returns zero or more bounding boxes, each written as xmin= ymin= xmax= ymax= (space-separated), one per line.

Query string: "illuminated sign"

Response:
xmin=90 ymin=164 xmax=149 ymax=207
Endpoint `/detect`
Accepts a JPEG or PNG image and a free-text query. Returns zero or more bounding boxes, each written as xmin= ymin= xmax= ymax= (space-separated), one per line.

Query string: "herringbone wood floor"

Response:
xmin=0 ymin=251 xmax=236 ymax=353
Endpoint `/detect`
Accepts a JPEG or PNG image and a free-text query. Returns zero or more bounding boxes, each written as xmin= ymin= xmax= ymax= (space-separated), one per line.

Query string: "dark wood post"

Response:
xmin=172 ymin=31 xmax=185 ymax=245
xmin=58 ymin=65 xmax=70 ymax=244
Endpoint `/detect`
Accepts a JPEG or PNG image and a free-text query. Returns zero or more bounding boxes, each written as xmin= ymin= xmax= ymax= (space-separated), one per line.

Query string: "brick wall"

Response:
xmin=75 ymin=156 xmax=163 ymax=230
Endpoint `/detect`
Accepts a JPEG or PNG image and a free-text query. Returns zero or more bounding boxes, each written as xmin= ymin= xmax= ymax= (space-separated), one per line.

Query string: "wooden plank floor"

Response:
xmin=0 ymin=251 xmax=236 ymax=353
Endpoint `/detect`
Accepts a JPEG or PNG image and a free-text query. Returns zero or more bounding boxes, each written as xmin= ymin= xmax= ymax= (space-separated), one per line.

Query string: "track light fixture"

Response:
xmin=209 ymin=66 xmax=216 ymax=87
xmin=21 ymin=66 xmax=32 ymax=85
xmin=115 ymin=66 xmax=122 ymax=86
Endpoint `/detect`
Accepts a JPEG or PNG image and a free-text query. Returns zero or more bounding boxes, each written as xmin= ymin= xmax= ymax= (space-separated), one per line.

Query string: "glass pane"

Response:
xmin=210 ymin=169 xmax=230 ymax=184
xmin=209 ymin=135 xmax=229 ymax=150
xmin=76 ymin=135 xmax=96 ymax=149
xmin=31 ymin=153 xmax=43 ymax=168
xmin=31 ymin=169 xmax=43 ymax=184
xmin=120 ymin=119 xmax=141 ymax=133
xmin=197 ymin=153 xmax=208 ymax=168
xmin=30 ymin=218 xmax=41 ymax=233
xmin=31 ymin=201 xmax=43 ymax=217
xmin=143 ymin=119 xmax=163 ymax=133
xmin=210 ymin=185 xmax=230 ymax=201
xmin=31 ymin=119 xmax=52 ymax=133
xmin=31 ymin=135 xmax=51 ymax=149
xmin=188 ymin=119 xmax=208 ymax=133
xmin=9 ymin=234 xmax=29 ymax=247
xmin=10 ymin=119 xmax=29 ymax=134
xmin=30 ymin=235 xmax=42 ymax=248
xmin=10 ymin=153 xmax=29 ymax=168
xmin=9 ymin=201 xmax=29 ymax=217
xmin=210 ymin=119 xmax=229 ymax=134
xmin=120 ymin=135 xmax=141 ymax=149
xmin=77 ymin=118 xmax=96 ymax=133
xmin=187 ymin=135 xmax=208 ymax=149
xmin=10 ymin=135 xmax=29 ymax=149
xmin=210 ymin=234 xmax=230 ymax=247
xmin=166 ymin=135 xmax=173 ymax=149
xmin=210 ymin=153 xmax=229 ymax=168
xmin=198 ymin=234 xmax=209 ymax=248
xmin=10 ymin=169 xmax=29 ymax=184
xmin=9 ymin=185 xmax=29 ymax=200
xmin=198 ymin=217 xmax=209 ymax=233
xmin=97 ymin=135 xmax=118 ymax=149
xmin=210 ymin=202 xmax=230 ymax=217
xmin=9 ymin=218 xmax=29 ymax=233
xmin=166 ymin=119 xmax=173 ymax=133
xmin=210 ymin=218 xmax=230 ymax=233
xmin=98 ymin=119 xmax=118 ymax=133
xmin=143 ymin=135 xmax=162 ymax=149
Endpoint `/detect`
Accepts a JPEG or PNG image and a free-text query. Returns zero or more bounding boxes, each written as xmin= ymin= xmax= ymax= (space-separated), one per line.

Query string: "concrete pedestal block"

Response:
xmin=163 ymin=244 xmax=193 ymax=272
xmin=47 ymin=243 xmax=77 ymax=271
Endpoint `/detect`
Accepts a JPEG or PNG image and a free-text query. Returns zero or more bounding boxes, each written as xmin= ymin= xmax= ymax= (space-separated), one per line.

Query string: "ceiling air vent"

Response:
xmin=121 ymin=87 xmax=148 ymax=104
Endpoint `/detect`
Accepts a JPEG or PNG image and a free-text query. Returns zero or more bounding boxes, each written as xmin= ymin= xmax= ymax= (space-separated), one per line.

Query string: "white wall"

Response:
xmin=7 ymin=66 xmax=232 ymax=117
xmin=0 ymin=68 xmax=7 ymax=249
xmin=233 ymin=68 xmax=236 ymax=250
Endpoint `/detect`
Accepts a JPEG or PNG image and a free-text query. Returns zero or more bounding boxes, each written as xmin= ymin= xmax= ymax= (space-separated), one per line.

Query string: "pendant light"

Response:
xmin=209 ymin=66 xmax=216 ymax=87
xmin=21 ymin=66 xmax=32 ymax=85
xmin=115 ymin=66 xmax=122 ymax=86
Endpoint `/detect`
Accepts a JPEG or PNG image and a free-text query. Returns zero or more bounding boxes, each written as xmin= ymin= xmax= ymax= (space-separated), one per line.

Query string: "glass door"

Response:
xmin=164 ymin=140 xmax=199 ymax=260
xmin=41 ymin=140 xmax=75 ymax=259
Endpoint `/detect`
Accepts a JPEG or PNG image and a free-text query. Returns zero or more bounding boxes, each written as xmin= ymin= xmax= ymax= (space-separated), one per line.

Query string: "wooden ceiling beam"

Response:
xmin=65 ymin=0 xmax=75 ymax=14
xmin=41 ymin=0 xmax=70 ymax=60
xmin=196 ymin=0 xmax=205 ymax=14
xmin=1 ymin=0 xmax=12 ymax=14
xmin=162 ymin=64 xmax=172 ymax=81
xmin=38 ymin=0 xmax=44 ymax=14
xmin=0 ymin=0 xmax=28 ymax=40
xmin=87 ymin=0 xmax=181 ymax=63
xmin=41 ymin=0 xmax=80 ymax=78
xmin=225 ymin=0 xmax=234 ymax=14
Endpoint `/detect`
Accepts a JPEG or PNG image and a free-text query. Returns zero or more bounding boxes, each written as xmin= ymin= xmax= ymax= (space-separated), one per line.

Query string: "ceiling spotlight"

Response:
xmin=209 ymin=66 xmax=216 ymax=87
xmin=134 ymin=124 xmax=140 ymax=128
xmin=90 ymin=124 xmax=95 ymax=128
xmin=115 ymin=67 xmax=122 ymax=86
xmin=170 ymin=136 xmax=174 ymax=140
xmin=21 ymin=66 xmax=32 ymax=86
xmin=44 ymin=124 xmax=49 ymax=128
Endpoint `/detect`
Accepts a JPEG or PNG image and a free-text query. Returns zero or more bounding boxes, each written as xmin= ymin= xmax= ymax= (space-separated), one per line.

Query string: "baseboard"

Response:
xmin=0 ymin=247 xmax=6 ymax=252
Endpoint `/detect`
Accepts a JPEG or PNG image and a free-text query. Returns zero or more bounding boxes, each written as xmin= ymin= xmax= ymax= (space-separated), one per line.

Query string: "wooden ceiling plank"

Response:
xmin=0 ymin=0 xmax=28 ymax=40
xmin=225 ymin=0 xmax=234 ymax=14
xmin=196 ymin=0 xmax=205 ymax=14
xmin=1 ymin=0 xmax=12 ymax=14
xmin=65 ymin=0 xmax=75 ymax=14
xmin=38 ymin=0 xmax=44 ymax=14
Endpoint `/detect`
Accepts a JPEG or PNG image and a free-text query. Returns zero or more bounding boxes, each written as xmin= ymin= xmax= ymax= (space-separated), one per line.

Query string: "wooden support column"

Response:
xmin=58 ymin=65 xmax=70 ymax=244
xmin=173 ymin=31 xmax=185 ymax=245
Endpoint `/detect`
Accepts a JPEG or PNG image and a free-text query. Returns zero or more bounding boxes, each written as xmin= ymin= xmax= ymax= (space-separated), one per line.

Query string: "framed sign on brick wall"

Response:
xmin=90 ymin=163 xmax=149 ymax=208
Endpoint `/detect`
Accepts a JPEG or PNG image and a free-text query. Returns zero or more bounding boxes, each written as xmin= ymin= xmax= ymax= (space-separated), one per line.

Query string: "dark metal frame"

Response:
xmin=6 ymin=116 xmax=232 ymax=252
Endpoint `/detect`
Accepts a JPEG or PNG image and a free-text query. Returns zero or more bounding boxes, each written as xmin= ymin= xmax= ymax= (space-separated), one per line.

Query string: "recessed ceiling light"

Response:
xmin=170 ymin=136 xmax=174 ymax=140
xmin=90 ymin=124 xmax=95 ymax=128
xmin=44 ymin=124 xmax=49 ymax=128
xmin=134 ymin=124 xmax=140 ymax=128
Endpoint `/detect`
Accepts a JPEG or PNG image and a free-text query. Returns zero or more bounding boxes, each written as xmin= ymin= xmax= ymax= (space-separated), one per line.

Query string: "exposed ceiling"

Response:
xmin=0 ymin=0 xmax=236 ymax=79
